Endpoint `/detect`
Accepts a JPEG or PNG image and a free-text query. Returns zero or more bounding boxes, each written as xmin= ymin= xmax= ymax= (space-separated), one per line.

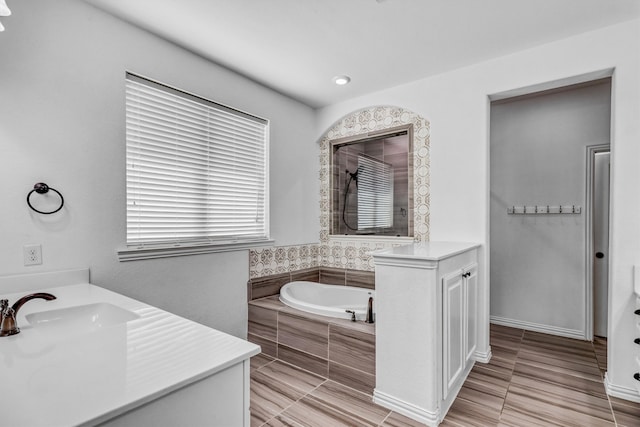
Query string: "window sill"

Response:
xmin=117 ymin=239 xmax=275 ymax=262
xmin=329 ymin=235 xmax=414 ymax=244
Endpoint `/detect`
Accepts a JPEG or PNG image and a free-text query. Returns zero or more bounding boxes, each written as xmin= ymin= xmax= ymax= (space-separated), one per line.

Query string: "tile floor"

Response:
xmin=250 ymin=324 xmax=640 ymax=426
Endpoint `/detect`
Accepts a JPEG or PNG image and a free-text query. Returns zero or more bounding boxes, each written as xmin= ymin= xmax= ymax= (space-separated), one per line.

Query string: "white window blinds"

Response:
xmin=357 ymin=154 xmax=393 ymax=230
xmin=125 ymin=73 xmax=269 ymax=248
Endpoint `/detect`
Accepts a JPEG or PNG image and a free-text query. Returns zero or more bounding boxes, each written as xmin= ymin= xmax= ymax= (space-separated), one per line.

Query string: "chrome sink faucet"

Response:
xmin=0 ymin=293 xmax=56 ymax=337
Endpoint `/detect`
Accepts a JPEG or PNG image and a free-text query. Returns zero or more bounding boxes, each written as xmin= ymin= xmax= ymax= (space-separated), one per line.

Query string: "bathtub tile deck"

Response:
xmin=328 ymin=360 xmax=376 ymax=395
xmin=250 ymin=273 xmax=291 ymax=300
xmin=278 ymin=312 xmax=329 ymax=358
xmin=290 ymin=268 xmax=320 ymax=283
xmin=250 ymin=325 xmax=640 ymax=427
xmin=345 ymin=269 xmax=376 ymax=289
xmin=277 ymin=344 xmax=329 ymax=378
xmin=249 ymin=304 xmax=279 ymax=341
xmin=249 ymin=333 xmax=278 ymax=358
xmin=250 ymin=296 xmax=287 ymax=311
xmin=329 ymin=324 xmax=376 ymax=375
xmin=318 ymin=267 xmax=347 ymax=286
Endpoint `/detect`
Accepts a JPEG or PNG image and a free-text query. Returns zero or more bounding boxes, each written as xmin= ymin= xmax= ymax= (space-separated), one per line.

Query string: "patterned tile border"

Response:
xmin=249 ymin=105 xmax=430 ymax=279
xmin=250 ymin=244 xmax=319 ymax=279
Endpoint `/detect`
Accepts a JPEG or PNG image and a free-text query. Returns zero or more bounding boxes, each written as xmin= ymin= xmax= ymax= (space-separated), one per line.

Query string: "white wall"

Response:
xmin=0 ymin=0 xmax=318 ymax=337
xmin=317 ymin=19 xmax=640 ymax=398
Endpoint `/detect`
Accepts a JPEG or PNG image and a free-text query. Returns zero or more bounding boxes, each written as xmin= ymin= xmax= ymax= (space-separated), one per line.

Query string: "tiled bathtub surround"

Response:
xmin=249 ymin=108 xmax=431 ymax=282
xmin=249 ymin=242 xmax=386 ymax=279
xmin=318 ymin=106 xmax=431 ymax=271
xmin=248 ymin=266 xmax=375 ymax=300
xmin=248 ymin=296 xmax=375 ymax=395
xmin=249 ymin=244 xmax=319 ymax=279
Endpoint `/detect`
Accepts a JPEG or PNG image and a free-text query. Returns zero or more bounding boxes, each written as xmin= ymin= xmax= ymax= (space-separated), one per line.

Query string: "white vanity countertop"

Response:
xmin=371 ymin=241 xmax=480 ymax=261
xmin=1 ymin=283 xmax=260 ymax=427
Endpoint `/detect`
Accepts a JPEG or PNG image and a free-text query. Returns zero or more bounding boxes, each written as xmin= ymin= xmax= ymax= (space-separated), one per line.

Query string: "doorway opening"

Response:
xmin=489 ymin=77 xmax=611 ymax=340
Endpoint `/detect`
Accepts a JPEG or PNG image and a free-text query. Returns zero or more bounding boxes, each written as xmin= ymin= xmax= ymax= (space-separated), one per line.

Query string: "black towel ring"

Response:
xmin=26 ymin=182 xmax=64 ymax=215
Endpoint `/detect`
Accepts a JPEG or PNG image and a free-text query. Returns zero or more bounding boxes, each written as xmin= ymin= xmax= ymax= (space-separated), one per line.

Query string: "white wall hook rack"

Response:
xmin=507 ymin=205 xmax=582 ymax=215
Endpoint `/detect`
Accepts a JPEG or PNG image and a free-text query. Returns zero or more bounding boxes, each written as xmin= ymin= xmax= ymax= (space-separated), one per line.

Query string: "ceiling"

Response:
xmin=85 ymin=0 xmax=640 ymax=108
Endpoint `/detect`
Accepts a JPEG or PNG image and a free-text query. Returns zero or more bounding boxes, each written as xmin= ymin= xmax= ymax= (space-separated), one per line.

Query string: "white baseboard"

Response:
xmin=474 ymin=346 xmax=492 ymax=363
xmin=373 ymin=389 xmax=439 ymax=426
xmin=605 ymin=372 xmax=640 ymax=403
xmin=490 ymin=315 xmax=585 ymax=340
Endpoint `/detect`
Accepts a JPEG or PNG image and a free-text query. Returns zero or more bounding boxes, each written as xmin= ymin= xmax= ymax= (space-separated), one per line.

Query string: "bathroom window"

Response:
xmin=331 ymin=125 xmax=412 ymax=236
xmin=120 ymin=73 xmax=271 ymax=260
xmin=357 ymin=154 xmax=393 ymax=230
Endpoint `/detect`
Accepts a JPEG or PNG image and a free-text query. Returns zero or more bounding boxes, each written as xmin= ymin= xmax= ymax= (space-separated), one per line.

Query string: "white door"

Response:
xmin=593 ymin=151 xmax=610 ymax=337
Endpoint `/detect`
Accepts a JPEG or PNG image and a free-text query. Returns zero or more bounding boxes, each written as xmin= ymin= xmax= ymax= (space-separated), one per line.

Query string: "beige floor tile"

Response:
xmin=610 ymin=395 xmax=640 ymax=427
xmin=499 ymin=406 xmax=573 ymax=427
xmin=250 ymin=369 xmax=305 ymax=426
xmin=503 ymin=380 xmax=615 ymax=426
xmin=381 ymin=411 xmax=429 ymax=426
xmin=251 ymin=353 xmax=275 ymax=371
xmin=490 ymin=352 xmax=519 ymax=370
xmin=442 ymin=397 xmax=500 ymax=427
xmin=516 ymin=347 xmax=602 ymax=381
xmin=456 ymin=383 xmax=505 ymax=413
xmin=465 ymin=364 xmax=511 ymax=399
xmin=257 ymin=360 xmax=326 ymax=394
xmin=259 ymin=414 xmax=306 ymax=427
xmin=489 ymin=324 xmax=524 ymax=349
xmin=281 ymin=395 xmax=379 ymax=427
xmin=249 ymin=324 xmax=631 ymax=427
xmin=512 ymin=360 xmax=607 ymax=397
xmin=308 ymin=380 xmax=390 ymax=425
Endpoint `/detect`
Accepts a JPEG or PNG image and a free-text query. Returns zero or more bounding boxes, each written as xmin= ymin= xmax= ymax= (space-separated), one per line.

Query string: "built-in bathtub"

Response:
xmin=279 ymin=280 xmax=374 ymax=321
xmin=248 ymin=280 xmax=376 ymax=394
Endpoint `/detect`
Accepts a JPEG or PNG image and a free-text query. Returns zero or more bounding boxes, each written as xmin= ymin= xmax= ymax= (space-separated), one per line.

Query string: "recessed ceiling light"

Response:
xmin=333 ymin=75 xmax=351 ymax=86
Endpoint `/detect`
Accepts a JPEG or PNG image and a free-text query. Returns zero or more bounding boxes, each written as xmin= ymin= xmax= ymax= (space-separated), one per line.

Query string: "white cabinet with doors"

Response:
xmin=372 ymin=243 xmax=483 ymax=427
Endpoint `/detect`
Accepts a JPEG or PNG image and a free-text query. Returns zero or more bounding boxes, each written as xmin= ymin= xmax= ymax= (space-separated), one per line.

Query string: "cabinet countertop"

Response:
xmin=371 ymin=241 xmax=480 ymax=262
xmin=1 ymin=283 xmax=260 ymax=427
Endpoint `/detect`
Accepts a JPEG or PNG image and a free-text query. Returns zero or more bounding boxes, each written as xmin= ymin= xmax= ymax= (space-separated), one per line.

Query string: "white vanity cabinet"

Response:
xmin=372 ymin=242 xmax=482 ymax=426
xmin=0 ymin=269 xmax=260 ymax=427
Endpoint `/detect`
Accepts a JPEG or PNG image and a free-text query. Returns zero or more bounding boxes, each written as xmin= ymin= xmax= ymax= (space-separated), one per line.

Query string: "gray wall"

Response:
xmin=490 ymin=80 xmax=611 ymax=336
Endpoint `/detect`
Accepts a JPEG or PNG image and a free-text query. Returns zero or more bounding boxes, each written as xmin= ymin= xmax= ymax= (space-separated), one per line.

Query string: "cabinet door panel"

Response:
xmin=442 ymin=271 xmax=464 ymax=400
xmin=464 ymin=264 xmax=478 ymax=363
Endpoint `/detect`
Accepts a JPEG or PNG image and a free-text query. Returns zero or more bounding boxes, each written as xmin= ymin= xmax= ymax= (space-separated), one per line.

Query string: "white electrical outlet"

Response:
xmin=23 ymin=244 xmax=42 ymax=266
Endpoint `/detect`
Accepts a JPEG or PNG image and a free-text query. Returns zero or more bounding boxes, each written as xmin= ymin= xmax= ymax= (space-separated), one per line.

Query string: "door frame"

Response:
xmin=585 ymin=143 xmax=611 ymax=341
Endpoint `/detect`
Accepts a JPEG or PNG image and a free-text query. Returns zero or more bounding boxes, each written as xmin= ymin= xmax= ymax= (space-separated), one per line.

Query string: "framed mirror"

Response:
xmin=330 ymin=124 xmax=413 ymax=237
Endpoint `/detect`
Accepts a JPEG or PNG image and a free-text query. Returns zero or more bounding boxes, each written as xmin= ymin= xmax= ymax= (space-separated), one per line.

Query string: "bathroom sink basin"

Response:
xmin=26 ymin=303 xmax=140 ymax=333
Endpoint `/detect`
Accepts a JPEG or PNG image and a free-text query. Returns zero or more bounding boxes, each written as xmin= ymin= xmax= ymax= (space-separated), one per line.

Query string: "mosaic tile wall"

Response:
xmin=249 ymin=106 xmax=430 ymax=279
xmin=319 ymin=106 xmax=431 ymax=271
xmin=250 ymin=244 xmax=319 ymax=279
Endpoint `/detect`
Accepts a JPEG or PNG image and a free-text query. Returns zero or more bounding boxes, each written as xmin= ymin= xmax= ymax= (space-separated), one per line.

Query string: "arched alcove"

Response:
xmin=318 ymin=106 xmax=431 ymax=270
